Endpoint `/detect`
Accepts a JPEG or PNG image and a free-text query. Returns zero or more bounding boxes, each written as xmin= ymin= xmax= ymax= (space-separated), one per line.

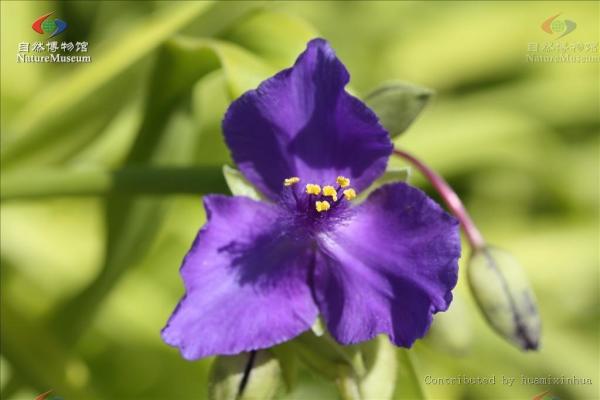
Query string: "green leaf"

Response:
xmin=467 ymin=246 xmax=541 ymax=351
xmin=223 ymin=165 xmax=263 ymax=200
xmin=192 ymin=71 xmax=234 ymax=165
xmin=209 ymin=351 xmax=282 ymax=400
xmin=359 ymin=337 xmax=398 ymax=400
xmin=365 ymin=82 xmax=433 ymax=138
xmin=270 ymin=344 xmax=298 ymax=392
xmin=335 ymin=365 xmax=362 ymax=400
xmin=358 ymin=166 xmax=411 ymax=200
xmin=395 ymin=350 xmax=426 ymax=400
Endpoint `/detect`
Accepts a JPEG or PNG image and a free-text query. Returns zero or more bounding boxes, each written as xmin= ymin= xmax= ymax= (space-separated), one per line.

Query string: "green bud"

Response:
xmin=290 ymin=331 xmax=361 ymax=380
xmin=365 ymin=81 xmax=433 ymax=138
xmin=289 ymin=332 xmax=399 ymax=400
xmin=208 ymin=351 xmax=281 ymax=400
xmin=467 ymin=246 xmax=541 ymax=351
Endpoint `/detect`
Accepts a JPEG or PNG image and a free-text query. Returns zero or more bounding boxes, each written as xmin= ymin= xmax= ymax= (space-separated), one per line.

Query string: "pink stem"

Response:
xmin=393 ymin=148 xmax=486 ymax=250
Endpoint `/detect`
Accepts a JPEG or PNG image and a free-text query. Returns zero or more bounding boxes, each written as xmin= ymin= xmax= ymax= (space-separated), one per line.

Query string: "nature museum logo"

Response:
xmin=526 ymin=13 xmax=599 ymax=64
xmin=32 ymin=11 xmax=68 ymax=38
xmin=541 ymin=13 xmax=576 ymax=39
xmin=16 ymin=11 xmax=91 ymax=64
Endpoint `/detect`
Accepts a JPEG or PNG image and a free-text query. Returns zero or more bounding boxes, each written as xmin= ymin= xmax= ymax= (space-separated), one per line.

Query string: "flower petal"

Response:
xmin=162 ymin=195 xmax=318 ymax=360
xmin=223 ymin=38 xmax=392 ymax=201
xmin=313 ymin=182 xmax=460 ymax=347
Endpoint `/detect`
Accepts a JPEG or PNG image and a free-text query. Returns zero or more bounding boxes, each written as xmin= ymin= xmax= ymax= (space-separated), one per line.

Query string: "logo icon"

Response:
xmin=32 ymin=12 xmax=68 ymax=38
xmin=532 ymin=390 xmax=560 ymax=400
xmin=541 ymin=14 xmax=576 ymax=39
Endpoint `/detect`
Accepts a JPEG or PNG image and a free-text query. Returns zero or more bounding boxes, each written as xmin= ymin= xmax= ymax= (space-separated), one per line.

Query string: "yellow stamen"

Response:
xmin=343 ymin=188 xmax=357 ymax=201
xmin=322 ymin=185 xmax=338 ymax=202
xmin=315 ymin=200 xmax=331 ymax=212
xmin=336 ymin=176 xmax=351 ymax=188
xmin=283 ymin=177 xmax=300 ymax=186
xmin=305 ymin=184 xmax=321 ymax=195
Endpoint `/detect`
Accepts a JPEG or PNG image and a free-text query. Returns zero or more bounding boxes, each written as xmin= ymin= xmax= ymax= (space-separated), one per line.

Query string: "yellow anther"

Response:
xmin=315 ymin=200 xmax=331 ymax=212
xmin=305 ymin=184 xmax=321 ymax=195
xmin=343 ymin=188 xmax=357 ymax=201
xmin=322 ymin=185 xmax=338 ymax=202
xmin=336 ymin=176 xmax=351 ymax=188
xmin=283 ymin=177 xmax=300 ymax=186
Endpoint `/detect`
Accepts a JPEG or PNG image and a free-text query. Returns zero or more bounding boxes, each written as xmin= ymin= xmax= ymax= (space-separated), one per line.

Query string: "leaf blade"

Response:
xmin=365 ymin=81 xmax=433 ymax=138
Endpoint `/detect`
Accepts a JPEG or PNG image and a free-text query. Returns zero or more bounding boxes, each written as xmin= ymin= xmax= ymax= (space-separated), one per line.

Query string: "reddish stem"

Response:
xmin=393 ymin=148 xmax=486 ymax=250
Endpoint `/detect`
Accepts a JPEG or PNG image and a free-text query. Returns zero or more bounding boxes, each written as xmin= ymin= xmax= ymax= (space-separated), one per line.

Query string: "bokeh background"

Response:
xmin=1 ymin=1 xmax=598 ymax=399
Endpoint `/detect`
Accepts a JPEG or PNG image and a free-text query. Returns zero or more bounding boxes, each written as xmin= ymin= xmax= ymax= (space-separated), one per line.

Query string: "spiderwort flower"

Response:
xmin=162 ymin=39 xmax=461 ymax=360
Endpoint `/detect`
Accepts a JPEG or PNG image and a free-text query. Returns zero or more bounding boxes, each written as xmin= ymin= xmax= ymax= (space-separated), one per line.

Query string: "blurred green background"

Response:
xmin=1 ymin=1 xmax=598 ymax=399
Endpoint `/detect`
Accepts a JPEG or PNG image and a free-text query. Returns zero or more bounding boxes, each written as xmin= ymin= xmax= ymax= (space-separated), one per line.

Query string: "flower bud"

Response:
xmin=467 ymin=246 xmax=541 ymax=351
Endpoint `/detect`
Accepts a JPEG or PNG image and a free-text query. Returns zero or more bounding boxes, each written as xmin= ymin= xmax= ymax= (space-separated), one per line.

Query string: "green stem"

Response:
xmin=393 ymin=149 xmax=486 ymax=250
xmin=0 ymin=166 xmax=228 ymax=201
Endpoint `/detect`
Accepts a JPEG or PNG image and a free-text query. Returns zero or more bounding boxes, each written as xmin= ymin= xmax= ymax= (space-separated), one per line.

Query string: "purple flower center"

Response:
xmin=278 ymin=176 xmax=357 ymax=236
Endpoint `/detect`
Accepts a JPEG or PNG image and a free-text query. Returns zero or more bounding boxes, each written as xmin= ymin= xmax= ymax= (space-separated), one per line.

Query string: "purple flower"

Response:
xmin=162 ymin=39 xmax=461 ymax=360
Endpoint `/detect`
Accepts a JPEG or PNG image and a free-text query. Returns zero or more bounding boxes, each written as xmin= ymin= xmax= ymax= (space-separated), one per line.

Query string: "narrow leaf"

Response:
xmin=270 ymin=344 xmax=298 ymax=392
xmin=395 ymin=350 xmax=426 ymax=400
